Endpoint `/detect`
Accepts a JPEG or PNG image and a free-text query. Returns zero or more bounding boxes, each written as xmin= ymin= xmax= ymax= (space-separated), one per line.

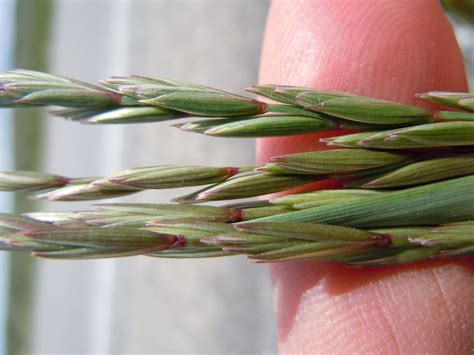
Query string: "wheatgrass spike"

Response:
xmin=1 ymin=148 xmax=472 ymax=204
xmin=90 ymin=203 xmax=289 ymax=224
xmin=93 ymin=203 xmax=244 ymax=223
xmin=1 ymin=70 xmax=474 ymax=264
xmin=0 ymin=210 xmax=472 ymax=262
xmin=0 ymin=70 xmax=123 ymax=107
xmin=1 ymin=69 xmax=473 ymax=139
xmin=6 ymin=164 xmax=243 ymax=202
xmin=323 ymin=122 xmax=474 ymax=149
xmin=69 ymin=203 xmax=288 ymax=230
xmin=92 ymin=165 xmax=240 ymax=190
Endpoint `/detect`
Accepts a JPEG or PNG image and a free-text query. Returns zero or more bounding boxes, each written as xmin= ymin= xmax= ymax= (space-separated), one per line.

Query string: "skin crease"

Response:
xmin=258 ymin=1 xmax=474 ymax=354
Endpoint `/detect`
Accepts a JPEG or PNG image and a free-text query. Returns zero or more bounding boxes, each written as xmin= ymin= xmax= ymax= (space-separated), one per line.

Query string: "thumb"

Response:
xmin=258 ymin=1 xmax=474 ymax=353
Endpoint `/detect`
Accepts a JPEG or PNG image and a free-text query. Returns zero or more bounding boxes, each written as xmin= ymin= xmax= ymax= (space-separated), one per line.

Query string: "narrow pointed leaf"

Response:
xmin=358 ymin=130 xmax=428 ymax=149
xmin=296 ymin=91 xmax=430 ymax=124
xmin=32 ymin=183 xmax=137 ymax=201
xmin=74 ymin=107 xmax=185 ymax=124
xmin=265 ymin=103 xmax=328 ymax=118
xmin=222 ymin=200 xmax=272 ymax=209
xmin=235 ymin=222 xmax=385 ymax=243
xmin=84 ymin=215 xmax=156 ymax=228
xmin=0 ymin=232 xmax=68 ymax=251
xmin=320 ymin=131 xmax=381 ymax=148
xmin=249 ymin=242 xmax=365 ymax=262
xmin=244 ymin=175 xmax=474 ymax=228
xmin=33 ymin=245 xmax=170 ymax=259
xmin=245 ymin=85 xmax=311 ymax=105
xmin=0 ymin=214 xmax=52 ymax=231
xmin=270 ymin=189 xmax=384 ymax=209
xmin=434 ymin=110 xmax=474 ymax=121
xmin=322 ymin=125 xmax=471 ymax=149
xmin=360 ymin=154 xmax=474 ymax=188
xmin=459 ymin=98 xmax=474 ymax=111
xmin=202 ymin=232 xmax=288 ymax=246
xmin=0 ymin=171 xmax=69 ymax=191
xmin=26 ymin=227 xmax=182 ymax=249
xmin=224 ymin=240 xmax=306 ymax=255
xmin=186 ymin=173 xmax=315 ymax=202
xmin=239 ymin=206 xmax=295 ymax=220
xmin=265 ymin=149 xmax=407 ymax=174
xmin=203 ymin=114 xmax=336 ymax=137
xmin=150 ymin=247 xmax=230 ymax=258
xmin=351 ymin=247 xmax=440 ymax=266
xmin=389 ymin=121 xmax=474 ymax=146
xmin=176 ymin=117 xmax=242 ymax=134
xmin=141 ymin=91 xmax=267 ymax=117
xmin=117 ymin=84 xmax=203 ymax=100
xmin=95 ymin=203 xmax=244 ymax=222
xmin=417 ymin=91 xmax=474 ymax=110
xmin=16 ymin=89 xmax=115 ymax=107
xmin=148 ymin=220 xmax=235 ymax=242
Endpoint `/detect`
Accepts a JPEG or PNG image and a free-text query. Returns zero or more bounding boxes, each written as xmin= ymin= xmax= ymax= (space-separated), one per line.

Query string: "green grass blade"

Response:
xmin=244 ymin=176 xmax=474 ymax=228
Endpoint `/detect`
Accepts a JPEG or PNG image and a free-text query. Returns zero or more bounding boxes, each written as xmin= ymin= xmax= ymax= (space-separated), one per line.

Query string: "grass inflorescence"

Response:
xmin=0 ymin=69 xmax=473 ymax=265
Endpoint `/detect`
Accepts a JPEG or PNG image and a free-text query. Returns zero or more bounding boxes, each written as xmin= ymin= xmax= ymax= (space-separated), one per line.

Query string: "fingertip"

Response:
xmin=259 ymin=1 xmax=472 ymax=353
xmin=259 ymin=0 xmax=468 ymax=161
xmin=260 ymin=0 xmax=467 ymax=99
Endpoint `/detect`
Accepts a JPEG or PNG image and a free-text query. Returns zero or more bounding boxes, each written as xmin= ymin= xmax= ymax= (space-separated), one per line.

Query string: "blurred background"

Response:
xmin=0 ymin=1 xmax=472 ymax=354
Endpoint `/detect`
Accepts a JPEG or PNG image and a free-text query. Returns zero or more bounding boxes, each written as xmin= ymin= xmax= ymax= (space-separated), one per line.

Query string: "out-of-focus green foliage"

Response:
xmin=8 ymin=1 xmax=53 ymax=355
xmin=443 ymin=0 xmax=474 ymax=24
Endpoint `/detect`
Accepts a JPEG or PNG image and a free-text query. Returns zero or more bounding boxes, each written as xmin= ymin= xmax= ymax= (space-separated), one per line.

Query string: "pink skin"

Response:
xmin=257 ymin=1 xmax=474 ymax=353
